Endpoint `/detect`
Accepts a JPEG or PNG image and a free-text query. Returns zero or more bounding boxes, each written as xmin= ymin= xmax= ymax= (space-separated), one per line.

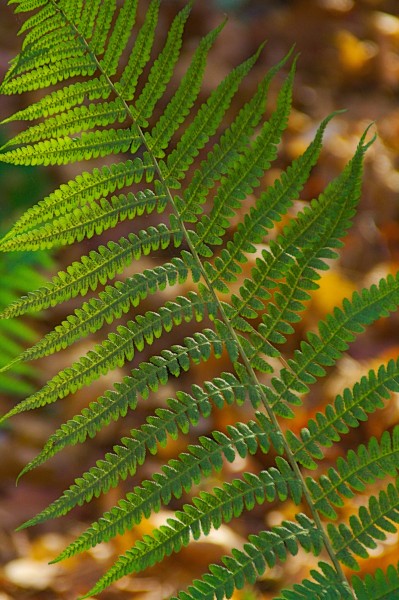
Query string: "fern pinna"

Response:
xmin=0 ymin=1 xmax=398 ymax=598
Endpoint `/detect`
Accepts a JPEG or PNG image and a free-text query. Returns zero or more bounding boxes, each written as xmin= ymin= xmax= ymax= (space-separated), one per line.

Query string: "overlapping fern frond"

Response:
xmin=0 ymin=249 xmax=50 ymax=396
xmin=1 ymin=1 xmax=397 ymax=599
xmin=0 ymin=137 xmax=52 ymax=396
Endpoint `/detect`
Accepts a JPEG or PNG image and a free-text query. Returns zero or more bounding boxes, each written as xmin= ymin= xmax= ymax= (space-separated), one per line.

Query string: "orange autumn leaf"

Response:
xmin=335 ymin=30 xmax=377 ymax=73
xmin=310 ymin=269 xmax=357 ymax=318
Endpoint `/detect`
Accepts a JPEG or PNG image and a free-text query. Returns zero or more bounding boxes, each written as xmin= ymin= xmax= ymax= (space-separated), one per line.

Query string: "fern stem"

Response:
xmin=140 ymin=120 xmax=357 ymax=600
xmin=47 ymin=2 xmax=355 ymax=595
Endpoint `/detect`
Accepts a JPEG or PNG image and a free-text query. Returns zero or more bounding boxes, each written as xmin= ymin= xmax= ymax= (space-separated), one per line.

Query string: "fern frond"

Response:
xmin=115 ymin=0 xmax=160 ymax=101
xmin=1 ymin=76 xmax=111 ymax=120
xmin=10 ymin=0 xmax=49 ymax=13
xmin=229 ymin=127 xmax=371 ymax=329
xmin=0 ymin=1 xmax=385 ymax=597
xmin=208 ymin=112 xmax=338 ymax=288
xmin=19 ymin=371 xmax=250 ymax=478
xmin=327 ymin=477 xmax=399 ymax=570
xmin=100 ymin=0 xmax=138 ymax=75
xmin=1 ymin=187 xmax=167 ymax=251
xmin=82 ymin=0 xmax=115 ymax=55
xmin=2 ymin=99 xmax=128 ymax=147
xmin=0 ymin=292 xmax=219 ymax=418
xmin=0 ymin=246 xmax=51 ymax=395
xmin=191 ymin=61 xmax=295 ymax=257
xmin=0 ymin=125 xmax=141 ymax=166
xmin=19 ymin=418 xmax=274 ymax=530
xmin=166 ymin=515 xmax=323 ymax=600
xmin=77 ymin=0 xmax=104 ymax=40
xmin=352 ymin=563 xmax=399 ymax=600
xmin=180 ymin=50 xmax=293 ymax=222
xmin=20 ymin=16 xmax=73 ymax=51
xmin=62 ymin=460 xmax=301 ymax=589
xmin=0 ymin=223 xmax=177 ymax=318
xmin=132 ymin=1 xmax=192 ymax=126
xmin=16 ymin=327 xmax=236 ymax=472
xmin=163 ymin=43 xmax=264 ymax=187
xmin=307 ymin=426 xmax=399 ymax=519
xmin=288 ymin=358 xmax=399 ymax=469
xmin=205 ymin=128 xmax=370 ymax=387
xmin=13 ymin=3 xmax=99 ymax=67
xmin=274 ymin=562 xmax=353 ymax=600
xmin=144 ymin=22 xmax=225 ymax=158
xmin=7 ymin=39 xmax=87 ymax=82
xmin=264 ymin=271 xmax=399 ymax=415
xmin=16 ymin=2 xmax=55 ymax=30
xmin=62 ymin=0 xmax=84 ymax=19
xmin=2 ymin=159 xmax=156 ymax=241
xmin=8 ymin=258 xmax=195 ymax=364
xmin=0 ymin=54 xmax=97 ymax=95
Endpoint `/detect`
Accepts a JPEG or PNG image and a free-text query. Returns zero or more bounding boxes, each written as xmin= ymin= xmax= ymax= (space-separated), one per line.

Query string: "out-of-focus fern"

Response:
xmin=0 ymin=252 xmax=44 ymax=395
xmin=1 ymin=2 xmax=397 ymax=599
xmin=0 ymin=146 xmax=51 ymax=396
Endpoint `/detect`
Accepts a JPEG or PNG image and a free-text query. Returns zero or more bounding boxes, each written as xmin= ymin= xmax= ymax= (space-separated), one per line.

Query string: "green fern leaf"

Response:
xmin=262 ymin=272 xmax=399 ymax=419
xmin=307 ymin=426 xmax=399 ymax=519
xmin=163 ymin=43 xmax=264 ymax=187
xmin=192 ymin=61 xmax=295 ymax=256
xmin=100 ymin=0 xmax=138 ymax=75
xmin=133 ymin=1 xmax=192 ymax=126
xmin=163 ymin=515 xmax=322 ymax=600
xmin=0 ymin=223 xmax=177 ymax=318
xmin=19 ymin=371 xmax=249 ymax=478
xmin=10 ymin=0 xmax=49 ymax=14
xmin=228 ymin=127 xmax=371 ymax=333
xmin=1 ymin=77 xmax=111 ymax=121
xmin=328 ymin=478 xmax=399 ymax=570
xmin=19 ymin=418 xmax=273 ymax=531
xmin=287 ymin=358 xmax=399 ymax=469
xmin=180 ymin=50 xmax=293 ymax=223
xmin=85 ymin=0 xmax=115 ymax=55
xmin=208 ymin=112 xmax=338 ymax=290
xmin=352 ymin=563 xmax=399 ymax=600
xmin=0 ymin=126 xmax=141 ymax=166
xmin=0 ymin=292 xmax=219 ymax=419
xmin=1 ymin=187 xmax=167 ymax=251
xmin=144 ymin=22 xmax=225 ymax=158
xmin=115 ymin=0 xmax=160 ymax=101
xmin=0 ymin=1 xmax=390 ymax=598
xmin=7 ymin=39 xmax=87 ymax=82
xmin=2 ymin=99 xmax=128 ymax=147
xmin=63 ymin=462 xmax=301 ymax=591
xmin=2 ymin=159 xmax=156 ymax=242
xmin=0 ymin=55 xmax=98 ymax=95
xmin=78 ymin=0 xmax=105 ymax=40
xmin=8 ymin=258 xmax=194 ymax=363
xmin=274 ymin=562 xmax=354 ymax=600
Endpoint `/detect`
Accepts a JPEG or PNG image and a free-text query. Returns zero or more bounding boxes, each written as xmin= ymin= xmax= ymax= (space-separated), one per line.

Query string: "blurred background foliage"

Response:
xmin=1 ymin=0 xmax=399 ymax=598
xmin=0 ymin=139 xmax=52 ymax=397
